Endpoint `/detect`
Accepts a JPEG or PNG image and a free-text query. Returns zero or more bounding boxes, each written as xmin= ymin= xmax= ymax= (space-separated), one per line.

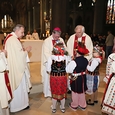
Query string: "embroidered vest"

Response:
xmin=87 ymin=64 xmax=100 ymax=76
xmin=50 ymin=60 xmax=66 ymax=76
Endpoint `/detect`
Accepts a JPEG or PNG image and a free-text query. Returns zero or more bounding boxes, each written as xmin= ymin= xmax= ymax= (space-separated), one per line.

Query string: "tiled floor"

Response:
xmin=10 ymin=59 xmax=107 ymax=115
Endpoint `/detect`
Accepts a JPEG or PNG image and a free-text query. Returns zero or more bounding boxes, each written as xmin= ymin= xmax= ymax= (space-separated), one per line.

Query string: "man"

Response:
xmin=41 ymin=27 xmax=66 ymax=97
xmin=26 ymin=31 xmax=32 ymax=40
xmin=0 ymin=50 xmax=12 ymax=115
xmin=66 ymin=25 xmax=93 ymax=92
xmin=105 ymin=31 xmax=114 ymax=58
xmin=67 ymin=25 xmax=93 ymax=61
xmin=32 ymin=29 xmax=39 ymax=40
xmin=4 ymin=24 xmax=32 ymax=112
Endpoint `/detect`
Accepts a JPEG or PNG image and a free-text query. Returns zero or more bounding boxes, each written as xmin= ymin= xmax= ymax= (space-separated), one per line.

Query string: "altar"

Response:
xmin=21 ymin=39 xmax=43 ymax=62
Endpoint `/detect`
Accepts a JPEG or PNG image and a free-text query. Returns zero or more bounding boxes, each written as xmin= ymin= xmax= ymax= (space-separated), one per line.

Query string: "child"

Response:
xmin=66 ymin=43 xmax=89 ymax=111
xmin=86 ymin=45 xmax=103 ymax=105
xmin=46 ymin=41 xmax=70 ymax=113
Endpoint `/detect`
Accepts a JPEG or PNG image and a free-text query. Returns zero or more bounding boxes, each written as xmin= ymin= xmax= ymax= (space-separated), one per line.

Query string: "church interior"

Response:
xmin=0 ymin=0 xmax=114 ymax=114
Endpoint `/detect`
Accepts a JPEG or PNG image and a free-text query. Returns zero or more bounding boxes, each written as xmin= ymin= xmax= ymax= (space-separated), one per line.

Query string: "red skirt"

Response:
xmin=50 ymin=75 xmax=67 ymax=100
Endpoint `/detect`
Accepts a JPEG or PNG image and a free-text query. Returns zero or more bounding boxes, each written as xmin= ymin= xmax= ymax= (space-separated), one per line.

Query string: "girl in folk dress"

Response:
xmin=46 ymin=41 xmax=71 ymax=113
xmin=86 ymin=45 xmax=103 ymax=106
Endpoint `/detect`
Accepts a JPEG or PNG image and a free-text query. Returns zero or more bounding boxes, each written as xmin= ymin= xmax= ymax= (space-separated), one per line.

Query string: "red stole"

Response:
xmin=52 ymin=40 xmax=56 ymax=45
xmin=4 ymin=72 xmax=13 ymax=98
xmin=3 ymin=34 xmax=13 ymax=98
xmin=73 ymin=35 xmax=86 ymax=56
xmin=3 ymin=34 xmax=13 ymax=49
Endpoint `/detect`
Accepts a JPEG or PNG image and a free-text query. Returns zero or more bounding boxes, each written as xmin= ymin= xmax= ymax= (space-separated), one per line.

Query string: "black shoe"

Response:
xmin=23 ymin=106 xmax=30 ymax=110
xmin=67 ymin=90 xmax=71 ymax=94
xmin=68 ymin=103 xmax=77 ymax=111
xmin=87 ymin=102 xmax=94 ymax=106
xmin=78 ymin=106 xmax=86 ymax=111
xmin=94 ymin=100 xmax=98 ymax=103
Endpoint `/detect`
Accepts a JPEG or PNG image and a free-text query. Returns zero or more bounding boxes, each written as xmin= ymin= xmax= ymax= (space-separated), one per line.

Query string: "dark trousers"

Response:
xmin=106 ymin=46 xmax=113 ymax=58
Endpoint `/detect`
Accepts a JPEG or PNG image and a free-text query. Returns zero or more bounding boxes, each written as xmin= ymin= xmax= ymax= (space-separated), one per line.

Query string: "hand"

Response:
xmin=71 ymin=56 xmax=74 ymax=60
xmin=25 ymin=46 xmax=32 ymax=52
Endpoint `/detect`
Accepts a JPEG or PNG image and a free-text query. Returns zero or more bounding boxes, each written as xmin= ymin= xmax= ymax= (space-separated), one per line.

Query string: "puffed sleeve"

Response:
xmin=66 ymin=60 xmax=76 ymax=73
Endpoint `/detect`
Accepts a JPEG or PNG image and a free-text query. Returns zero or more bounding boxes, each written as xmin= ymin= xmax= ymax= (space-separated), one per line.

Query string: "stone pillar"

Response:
xmin=93 ymin=0 xmax=107 ymax=34
xmin=51 ymin=0 xmax=68 ymax=33
xmin=33 ymin=6 xmax=35 ymax=30
xmin=31 ymin=0 xmax=40 ymax=34
xmin=27 ymin=0 xmax=32 ymax=32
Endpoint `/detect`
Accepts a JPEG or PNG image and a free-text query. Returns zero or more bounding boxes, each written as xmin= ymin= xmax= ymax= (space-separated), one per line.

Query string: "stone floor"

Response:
xmin=10 ymin=59 xmax=107 ymax=115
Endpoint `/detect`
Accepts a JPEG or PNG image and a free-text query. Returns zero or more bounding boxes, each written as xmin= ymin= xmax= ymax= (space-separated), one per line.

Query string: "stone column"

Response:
xmin=93 ymin=0 xmax=107 ymax=34
xmin=51 ymin=0 xmax=68 ymax=33
xmin=27 ymin=0 xmax=32 ymax=32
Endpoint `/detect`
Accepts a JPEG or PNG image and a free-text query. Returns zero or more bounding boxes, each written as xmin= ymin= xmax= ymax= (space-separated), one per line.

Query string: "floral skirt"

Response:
xmin=50 ymin=75 xmax=67 ymax=100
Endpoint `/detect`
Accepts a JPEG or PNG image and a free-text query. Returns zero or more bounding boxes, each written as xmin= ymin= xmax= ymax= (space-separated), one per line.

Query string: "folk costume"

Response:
xmin=41 ymin=28 xmax=66 ymax=97
xmin=67 ymin=33 xmax=93 ymax=61
xmin=4 ymin=32 xmax=32 ymax=112
xmin=0 ymin=52 xmax=12 ymax=115
xmin=46 ymin=41 xmax=70 ymax=113
xmin=102 ymin=53 xmax=115 ymax=115
xmin=66 ymin=44 xmax=89 ymax=111
xmin=86 ymin=46 xmax=103 ymax=106
xmin=86 ymin=46 xmax=103 ymax=94
xmin=66 ymin=33 xmax=93 ymax=92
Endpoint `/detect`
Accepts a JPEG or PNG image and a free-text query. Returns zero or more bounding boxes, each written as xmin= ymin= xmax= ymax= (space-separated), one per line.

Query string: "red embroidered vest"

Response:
xmin=73 ymin=35 xmax=86 ymax=56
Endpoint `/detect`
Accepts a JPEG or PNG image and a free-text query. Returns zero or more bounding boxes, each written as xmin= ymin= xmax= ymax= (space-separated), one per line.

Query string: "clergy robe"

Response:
xmin=32 ymin=32 xmax=39 ymax=40
xmin=41 ymin=35 xmax=66 ymax=97
xmin=4 ymin=32 xmax=32 ymax=112
xmin=67 ymin=33 xmax=93 ymax=61
xmin=0 ymin=52 xmax=11 ymax=115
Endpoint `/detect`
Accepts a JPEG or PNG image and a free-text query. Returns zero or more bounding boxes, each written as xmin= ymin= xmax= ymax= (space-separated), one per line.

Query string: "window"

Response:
xmin=106 ymin=0 xmax=115 ymax=24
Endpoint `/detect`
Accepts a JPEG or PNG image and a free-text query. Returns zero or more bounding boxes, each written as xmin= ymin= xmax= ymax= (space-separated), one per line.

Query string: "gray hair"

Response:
xmin=13 ymin=24 xmax=24 ymax=32
xmin=74 ymin=25 xmax=85 ymax=33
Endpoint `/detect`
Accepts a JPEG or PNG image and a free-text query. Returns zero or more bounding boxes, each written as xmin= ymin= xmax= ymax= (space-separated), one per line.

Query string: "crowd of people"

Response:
xmin=1 ymin=24 xmax=115 ymax=115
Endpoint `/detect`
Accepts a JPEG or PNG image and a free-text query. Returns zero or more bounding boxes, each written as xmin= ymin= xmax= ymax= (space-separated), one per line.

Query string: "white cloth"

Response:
xmin=87 ymin=58 xmax=101 ymax=72
xmin=0 ymin=52 xmax=11 ymax=115
xmin=102 ymin=53 xmax=115 ymax=114
xmin=0 ymin=52 xmax=11 ymax=106
xmin=67 ymin=33 xmax=93 ymax=61
xmin=26 ymin=34 xmax=32 ymax=40
xmin=86 ymin=58 xmax=101 ymax=95
xmin=10 ymin=73 xmax=29 ymax=112
xmin=66 ymin=60 xmax=76 ymax=73
xmin=0 ymin=103 xmax=9 ymax=115
xmin=32 ymin=32 xmax=39 ymax=40
xmin=103 ymin=53 xmax=115 ymax=83
xmin=5 ymin=32 xmax=31 ymax=112
xmin=102 ymin=75 xmax=115 ymax=115
xmin=41 ymin=35 xmax=66 ymax=97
